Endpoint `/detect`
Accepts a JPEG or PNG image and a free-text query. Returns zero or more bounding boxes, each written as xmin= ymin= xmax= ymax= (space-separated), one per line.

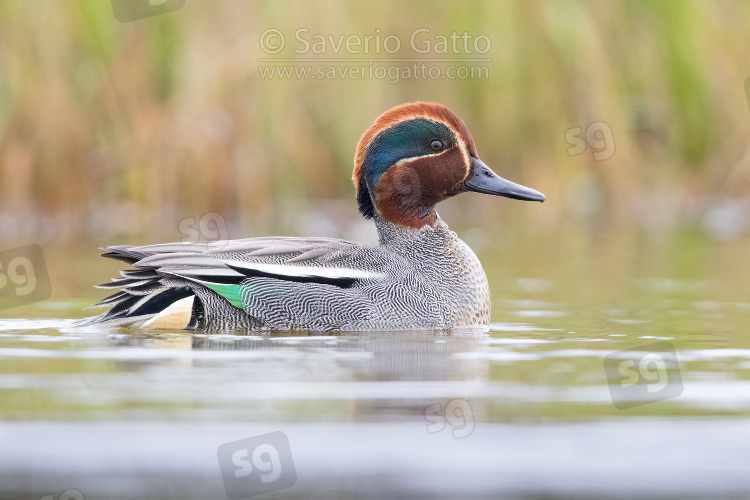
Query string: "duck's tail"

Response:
xmin=73 ymin=246 xmax=206 ymax=329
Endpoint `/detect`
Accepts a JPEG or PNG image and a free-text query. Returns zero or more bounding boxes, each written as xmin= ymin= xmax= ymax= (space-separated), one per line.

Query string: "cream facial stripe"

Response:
xmin=391 ymin=147 xmax=453 ymax=169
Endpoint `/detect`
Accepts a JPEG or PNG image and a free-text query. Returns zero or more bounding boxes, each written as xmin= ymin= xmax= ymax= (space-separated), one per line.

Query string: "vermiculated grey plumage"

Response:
xmin=77 ymin=216 xmax=490 ymax=332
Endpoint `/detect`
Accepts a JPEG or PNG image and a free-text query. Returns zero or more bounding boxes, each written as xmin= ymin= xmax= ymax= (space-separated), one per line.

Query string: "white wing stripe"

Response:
xmin=224 ymin=260 xmax=383 ymax=280
xmin=162 ymin=267 xmax=245 ymax=278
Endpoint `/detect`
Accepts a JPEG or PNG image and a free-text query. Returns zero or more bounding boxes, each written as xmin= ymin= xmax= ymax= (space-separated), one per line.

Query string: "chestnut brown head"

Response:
xmin=353 ymin=102 xmax=544 ymax=229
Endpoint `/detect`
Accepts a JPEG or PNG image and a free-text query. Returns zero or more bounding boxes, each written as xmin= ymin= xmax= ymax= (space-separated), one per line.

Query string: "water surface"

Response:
xmin=1 ymin=232 xmax=750 ymax=499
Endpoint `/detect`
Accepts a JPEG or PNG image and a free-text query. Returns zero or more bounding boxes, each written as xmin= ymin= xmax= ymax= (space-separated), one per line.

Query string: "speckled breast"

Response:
xmin=377 ymin=217 xmax=491 ymax=329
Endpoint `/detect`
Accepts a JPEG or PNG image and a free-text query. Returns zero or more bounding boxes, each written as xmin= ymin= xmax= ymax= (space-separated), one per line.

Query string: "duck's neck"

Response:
xmin=376 ymin=202 xmax=438 ymax=230
xmin=373 ymin=213 xmax=452 ymax=247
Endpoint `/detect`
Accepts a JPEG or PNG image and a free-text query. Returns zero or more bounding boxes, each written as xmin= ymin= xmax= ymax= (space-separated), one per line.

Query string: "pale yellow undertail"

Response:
xmin=141 ymin=296 xmax=194 ymax=329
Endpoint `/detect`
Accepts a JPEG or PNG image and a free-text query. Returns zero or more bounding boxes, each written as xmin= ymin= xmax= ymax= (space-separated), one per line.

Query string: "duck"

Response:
xmin=77 ymin=102 xmax=545 ymax=331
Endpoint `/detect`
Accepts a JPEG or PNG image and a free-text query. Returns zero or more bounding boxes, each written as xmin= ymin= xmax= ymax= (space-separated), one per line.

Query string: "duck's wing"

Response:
xmin=77 ymin=237 xmax=389 ymax=330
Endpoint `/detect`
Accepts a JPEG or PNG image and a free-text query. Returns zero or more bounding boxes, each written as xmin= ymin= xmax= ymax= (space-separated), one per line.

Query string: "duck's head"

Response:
xmin=353 ymin=102 xmax=545 ymax=229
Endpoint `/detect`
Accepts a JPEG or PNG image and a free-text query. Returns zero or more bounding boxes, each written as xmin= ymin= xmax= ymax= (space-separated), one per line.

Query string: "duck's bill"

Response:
xmin=464 ymin=157 xmax=545 ymax=203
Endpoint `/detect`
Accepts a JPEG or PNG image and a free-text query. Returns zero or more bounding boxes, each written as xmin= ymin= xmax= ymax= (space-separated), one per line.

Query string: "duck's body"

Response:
xmin=78 ymin=102 xmax=544 ymax=332
xmin=81 ymin=216 xmax=489 ymax=331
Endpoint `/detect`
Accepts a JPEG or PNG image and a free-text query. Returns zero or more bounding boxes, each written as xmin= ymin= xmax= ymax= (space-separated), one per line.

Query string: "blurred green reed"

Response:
xmin=0 ymin=0 xmax=749 ymax=243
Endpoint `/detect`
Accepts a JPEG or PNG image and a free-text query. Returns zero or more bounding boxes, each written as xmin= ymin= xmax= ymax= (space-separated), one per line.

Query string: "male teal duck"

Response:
xmin=78 ymin=102 xmax=545 ymax=331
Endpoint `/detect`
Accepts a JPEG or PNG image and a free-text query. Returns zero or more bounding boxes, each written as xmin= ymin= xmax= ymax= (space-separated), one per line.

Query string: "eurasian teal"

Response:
xmin=78 ymin=102 xmax=545 ymax=331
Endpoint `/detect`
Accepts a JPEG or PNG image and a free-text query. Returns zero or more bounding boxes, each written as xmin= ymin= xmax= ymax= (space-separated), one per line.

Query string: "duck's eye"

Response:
xmin=430 ymin=140 xmax=443 ymax=151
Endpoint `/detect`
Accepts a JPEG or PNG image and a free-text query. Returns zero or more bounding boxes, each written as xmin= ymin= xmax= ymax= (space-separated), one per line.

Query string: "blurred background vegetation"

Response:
xmin=1 ymin=0 xmax=749 ymax=306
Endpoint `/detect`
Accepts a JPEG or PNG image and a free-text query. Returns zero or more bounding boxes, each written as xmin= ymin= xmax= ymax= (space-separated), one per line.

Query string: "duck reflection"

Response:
xmin=97 ymin=329 xmax=489 ymax=423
